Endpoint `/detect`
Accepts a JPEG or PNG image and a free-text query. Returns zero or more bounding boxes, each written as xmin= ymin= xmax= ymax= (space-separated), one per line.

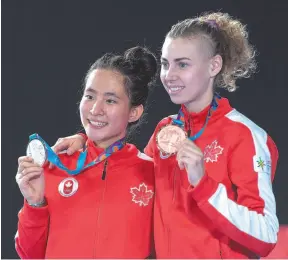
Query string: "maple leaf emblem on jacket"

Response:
xmin=130 ymin=183 xmax=154 ymax=207
xmin=203 ymin=140 xmax=224 ymax=163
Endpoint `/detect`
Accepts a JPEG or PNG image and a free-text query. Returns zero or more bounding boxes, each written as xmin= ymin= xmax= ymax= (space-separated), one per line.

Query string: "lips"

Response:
xmin=88 ymin=119 xmax=108 ymax=128
xmin=166 ymin=85 xmax=185 ymax=94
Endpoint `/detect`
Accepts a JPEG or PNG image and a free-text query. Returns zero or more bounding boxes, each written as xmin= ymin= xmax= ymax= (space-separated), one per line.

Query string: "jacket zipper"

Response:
xmin=101 ymin=160 xmax=108 ymax=180
xmin=94 ymin=160 xmax=108 ymax=258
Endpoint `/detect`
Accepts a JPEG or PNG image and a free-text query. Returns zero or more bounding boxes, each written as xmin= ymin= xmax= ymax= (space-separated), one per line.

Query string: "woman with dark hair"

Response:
xmin=15 ymin=46 xmax=157 ymax=259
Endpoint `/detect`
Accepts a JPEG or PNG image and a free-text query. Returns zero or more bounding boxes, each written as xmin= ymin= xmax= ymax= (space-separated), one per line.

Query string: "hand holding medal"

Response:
xmin=176 ymin=139 xmax=205 ymax=186
xmin=16 ymin=155 xmax=45 ymax=206
xmin=15 ymin=136 xmax=48 ymax=206
xmin=156 ymin=126 xmax=205 ymax=187
xmin=156 ymin=94 xmax=220 ymax=186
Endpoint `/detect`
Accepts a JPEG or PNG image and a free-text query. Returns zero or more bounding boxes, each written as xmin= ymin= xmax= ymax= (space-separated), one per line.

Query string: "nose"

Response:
xmin=89 ymin=100 xmax=104 ymax=116
xmin=164 ymin=66 xmax=178 ymax=82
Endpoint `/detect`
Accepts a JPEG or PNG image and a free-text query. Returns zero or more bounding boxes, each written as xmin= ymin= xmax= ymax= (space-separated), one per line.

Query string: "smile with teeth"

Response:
xmin=88 ymin=120 xmax=108 ymax=128
xmin=167 ymin=86 xmax=185 ymax=94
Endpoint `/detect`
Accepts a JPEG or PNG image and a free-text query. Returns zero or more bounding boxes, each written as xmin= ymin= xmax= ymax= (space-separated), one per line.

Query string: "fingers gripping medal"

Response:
xmin=26 ymin=138 xmax=47 ymax=166
xmin=156 ymin=125 xmax=187 ymax=155
xmin=156 ymin=94 xmax=221 ymax=155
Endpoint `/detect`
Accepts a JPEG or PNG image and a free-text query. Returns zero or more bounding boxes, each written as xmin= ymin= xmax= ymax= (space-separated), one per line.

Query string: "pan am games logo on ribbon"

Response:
xmin=130 ymin=183 xmax=154 ymax=207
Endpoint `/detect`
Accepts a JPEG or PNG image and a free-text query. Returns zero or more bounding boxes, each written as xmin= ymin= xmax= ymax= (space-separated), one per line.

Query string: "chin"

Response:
xmin=87 ymin=135 xmax=104 ymax=144
xmin=85 ymin=130 xmax=105 ymax=142
xmin=169 ymin=95 xmax=190 ymax=105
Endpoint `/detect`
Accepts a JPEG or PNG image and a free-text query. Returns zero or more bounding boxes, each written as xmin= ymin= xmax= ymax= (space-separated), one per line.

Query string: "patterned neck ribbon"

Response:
xmin=28 ymin=133 xmax=125 ymax=175
xmin=172 ymin=93 xmax=221 ymax=141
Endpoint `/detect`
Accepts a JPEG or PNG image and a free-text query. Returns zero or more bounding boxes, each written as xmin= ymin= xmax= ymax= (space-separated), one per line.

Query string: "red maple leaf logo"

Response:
xmin=203 ymin=140 xmax=223 ymax=163
xmin=63 ymin=181 xmax=73 ymax=194
xmin=130 ymin=183 xmax=154 ymax=206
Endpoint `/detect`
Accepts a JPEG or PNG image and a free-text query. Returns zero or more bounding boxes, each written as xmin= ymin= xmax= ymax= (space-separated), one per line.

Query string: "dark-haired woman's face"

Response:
xmin=80 ymin=69 xmax=135 ymax=148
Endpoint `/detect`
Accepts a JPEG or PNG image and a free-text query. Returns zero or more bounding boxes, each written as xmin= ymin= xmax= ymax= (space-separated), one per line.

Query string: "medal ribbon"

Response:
xmin=29 ymin=133 xmax=125 ymax=175
xmin=172 ymin=93 xmax=221 ymax=141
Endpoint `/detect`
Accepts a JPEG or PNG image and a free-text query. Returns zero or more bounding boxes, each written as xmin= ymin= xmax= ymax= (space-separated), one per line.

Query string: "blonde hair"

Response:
xmin=167 ymin=12 xmax=257 ymax=92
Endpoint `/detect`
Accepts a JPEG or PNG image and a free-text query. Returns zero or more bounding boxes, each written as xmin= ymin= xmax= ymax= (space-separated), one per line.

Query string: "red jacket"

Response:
xmin=144 ymin=97 xmax=279 ymax=259
xmin=15 ymin=140 xmax=155 ymax=259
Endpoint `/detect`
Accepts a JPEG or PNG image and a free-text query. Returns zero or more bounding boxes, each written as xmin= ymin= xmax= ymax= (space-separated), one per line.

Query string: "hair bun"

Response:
xmin=123 ymin=46 xmax=158 ymax=86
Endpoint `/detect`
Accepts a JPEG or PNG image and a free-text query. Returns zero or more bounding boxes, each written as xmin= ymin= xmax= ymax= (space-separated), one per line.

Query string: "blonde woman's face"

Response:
xmin=160 ymin=37 xmax=217 ymax=111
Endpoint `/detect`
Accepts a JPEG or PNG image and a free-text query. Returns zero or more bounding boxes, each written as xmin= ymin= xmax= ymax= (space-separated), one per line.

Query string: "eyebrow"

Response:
xmin=161 ymin=57 xmax=191 ymax=62
xmin=85 ymin=87 xmax=120 ymax=99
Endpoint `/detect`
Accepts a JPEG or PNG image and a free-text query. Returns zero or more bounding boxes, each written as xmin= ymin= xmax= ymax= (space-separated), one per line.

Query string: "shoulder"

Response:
xmin=224 ymin=109 xmax=268 ymax=140
xmin=125 ymin=143 xmax=153 ymax=163
xmin=123 ymin=144 xmax=154 ymax=179
xmin=223 ymin=109 xmax=278 ymax=159
xmin=223 ymin=109 xmax=278 ymax=176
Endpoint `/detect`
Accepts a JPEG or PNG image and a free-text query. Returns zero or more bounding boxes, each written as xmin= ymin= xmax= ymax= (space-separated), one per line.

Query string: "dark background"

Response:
xmin=2 ymin=1 xmax=288 ymax=258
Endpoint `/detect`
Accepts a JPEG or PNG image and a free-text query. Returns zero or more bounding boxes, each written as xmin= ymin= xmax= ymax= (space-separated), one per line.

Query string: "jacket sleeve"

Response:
xmin=188 ymin=126 xmax=279 ymax=257
xmin=15 ymin=199 xmax=50 ymax=259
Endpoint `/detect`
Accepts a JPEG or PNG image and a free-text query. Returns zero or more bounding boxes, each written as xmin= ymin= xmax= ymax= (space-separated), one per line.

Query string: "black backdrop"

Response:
xmin=2 ymin=1 xmax=288 ymax=258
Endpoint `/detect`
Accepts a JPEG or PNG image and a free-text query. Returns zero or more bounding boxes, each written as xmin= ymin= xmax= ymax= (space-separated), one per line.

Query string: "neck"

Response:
xmin=184 ymin=90 xmax=214 ymax=113
xmin=94 ymin=133 xmax=126 ymax=149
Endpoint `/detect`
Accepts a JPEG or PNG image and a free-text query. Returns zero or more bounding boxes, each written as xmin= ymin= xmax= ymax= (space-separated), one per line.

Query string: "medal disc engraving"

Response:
xmin=26 ymin=139 xmax=47 ymax=166
xmin=156 ymin=125 xmax=186 ymax=154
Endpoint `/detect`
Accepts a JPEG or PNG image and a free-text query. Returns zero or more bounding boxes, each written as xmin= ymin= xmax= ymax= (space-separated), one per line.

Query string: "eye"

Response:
xmin=161 ymin=61 xmax=169 ymax=70
xmin=178 ymin=62 xmax=188 ymax=69
xmin=84 ymin=94 xmax=93 ymax=100
xmin=106 ymin=99 xmax=117 ymax=104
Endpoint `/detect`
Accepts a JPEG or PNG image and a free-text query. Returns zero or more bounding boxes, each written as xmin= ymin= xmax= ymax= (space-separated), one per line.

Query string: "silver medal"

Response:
xmin=26 ymin=139 xmax=47 ymax=166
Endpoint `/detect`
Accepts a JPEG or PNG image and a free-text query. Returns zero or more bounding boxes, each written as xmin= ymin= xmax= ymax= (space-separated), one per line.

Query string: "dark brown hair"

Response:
xmin=85 ymin=46 xmax=158 ymax=138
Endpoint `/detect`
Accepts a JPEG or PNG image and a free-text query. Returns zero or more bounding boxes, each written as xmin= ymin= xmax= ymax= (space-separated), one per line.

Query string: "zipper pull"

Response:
xmin=101 ymin=160 xmax=108 ymax=180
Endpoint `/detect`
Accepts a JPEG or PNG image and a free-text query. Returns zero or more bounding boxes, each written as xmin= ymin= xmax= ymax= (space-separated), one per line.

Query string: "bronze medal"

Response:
xmin=156 ymin=125 xmax=187 ymax=154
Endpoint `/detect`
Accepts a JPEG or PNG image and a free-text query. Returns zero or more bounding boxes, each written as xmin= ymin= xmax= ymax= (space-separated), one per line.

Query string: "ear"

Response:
xmin=128 ymin=104 xmax=144 ymax=123
xmin=209 ymin=54 xmax=223 ymax=77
